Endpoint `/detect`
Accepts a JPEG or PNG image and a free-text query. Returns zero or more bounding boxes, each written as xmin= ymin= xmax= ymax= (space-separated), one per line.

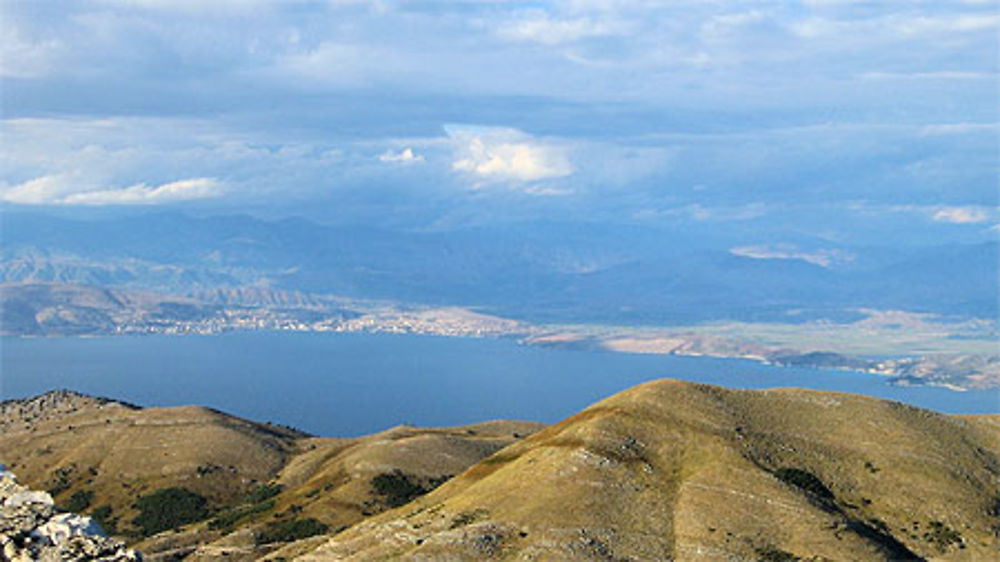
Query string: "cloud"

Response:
xmin=93 ymin=0 xmax=275 ymax=16
xmin=1 ymin=174 xmax=79 ymax=204
xmin=918 ymin=122 xmax=998 ymax=136
xmin=645 ymin=203 xmax=771 ymax=223
xmin=860 ymin=71 xmax=992 ymax=81
xmin=447 ymin=125 xmax=573 ymax=184
xmin=792 ymin=13 xmax=1000 ymax=39
xmin=892 ymin=13 xmax=1000 ymax=35
xmin=1 ymin=25 xmax=63 ymax=78
xmin=495 ymin=13 xmax=627 ymax=45
xmin=932 ymin=206 xmax=990 ymax=224
xmin=730 ymin=244 xmax=854 ymax=268
xmin=883 ymin=204 xmax=997 ymax=225
xmin=378 ymin=147 xmax=424 ymax=164
xmin=522 ymin=184 xmax=573 ymax=197
xmin=2 ymin=176 xmax=223 ymax=206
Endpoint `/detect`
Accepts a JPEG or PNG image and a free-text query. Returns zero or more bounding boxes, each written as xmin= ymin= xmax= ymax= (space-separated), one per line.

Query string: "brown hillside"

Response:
xmin=0 ymin=390 xmax=542 ymax=560
xmin=0 ymin=390 xmax=303 ymax=535
xmin=170 ymin=420 xmax=543 ymax=561
xmin=292 ymin=380 xmax=1000 ymax=561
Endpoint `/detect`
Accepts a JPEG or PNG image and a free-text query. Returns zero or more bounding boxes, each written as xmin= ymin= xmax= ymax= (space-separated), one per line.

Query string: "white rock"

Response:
xmin=0 ymin=475 xmax=21 ymax=500
xmin=4 ymin=490 xmax=54 ymax=508
xmin=32 ymin=513 xmax=106 ymax=545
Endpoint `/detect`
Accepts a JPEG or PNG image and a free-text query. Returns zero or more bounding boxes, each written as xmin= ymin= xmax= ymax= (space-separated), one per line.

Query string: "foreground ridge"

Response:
xmin=2 ymin=381 xmax=998 ymax=560
xmin=288 ymin=380 xmax=999 ymax=561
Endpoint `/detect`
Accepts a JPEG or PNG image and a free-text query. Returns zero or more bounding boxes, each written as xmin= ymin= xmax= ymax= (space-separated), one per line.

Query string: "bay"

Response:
xmin=1 ymin=332 xmax=996 ymax=437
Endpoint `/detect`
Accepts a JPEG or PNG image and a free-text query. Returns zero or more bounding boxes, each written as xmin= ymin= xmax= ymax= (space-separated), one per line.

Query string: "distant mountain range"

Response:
xmin=4 ymin=281 xmax=996 ymax=390
xmin=2 ymin=210 xmax=996 ymax=325
xmin=3 ymin=382 xmax=997 ymax=560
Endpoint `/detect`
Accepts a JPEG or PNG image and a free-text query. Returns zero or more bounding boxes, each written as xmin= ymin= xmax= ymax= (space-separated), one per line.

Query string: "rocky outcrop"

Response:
xmin=0 ymin=465 xmax=141 ymax=561
xmin=0 ymin=390 xmax=139 ymax=433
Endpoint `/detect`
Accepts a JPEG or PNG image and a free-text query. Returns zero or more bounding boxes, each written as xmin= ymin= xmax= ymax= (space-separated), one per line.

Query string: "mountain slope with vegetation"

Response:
xmin=291 ymin=380 xmax=1000 ymax=561
xmin=3 ymin=382 xmax=997 ymax=560
xmin=0 ymin=390 xmax=540 ymax=560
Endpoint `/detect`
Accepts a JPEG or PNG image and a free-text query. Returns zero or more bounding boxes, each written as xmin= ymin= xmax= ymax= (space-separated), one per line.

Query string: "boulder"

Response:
xmin=0 ymin=470 xmax=142 ymax=561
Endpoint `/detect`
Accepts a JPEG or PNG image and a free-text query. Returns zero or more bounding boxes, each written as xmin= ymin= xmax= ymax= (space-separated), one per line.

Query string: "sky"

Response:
xmin=1 ymin=0 xmax=997 ymax=241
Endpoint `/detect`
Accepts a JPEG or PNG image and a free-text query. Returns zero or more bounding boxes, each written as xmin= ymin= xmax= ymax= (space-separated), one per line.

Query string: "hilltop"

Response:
xmin=290 ymin=380 xmax=1000 ymax=561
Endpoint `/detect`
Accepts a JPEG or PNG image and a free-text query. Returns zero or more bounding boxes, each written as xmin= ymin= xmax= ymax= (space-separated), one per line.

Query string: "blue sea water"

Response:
xmin=1 ymin=332 xmax=997 ymax=437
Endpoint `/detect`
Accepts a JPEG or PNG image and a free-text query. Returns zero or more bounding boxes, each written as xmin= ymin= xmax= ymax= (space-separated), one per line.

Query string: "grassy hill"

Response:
xmin=3 ymin=381 xmax=998 ymax=560
xmin=0 ymin=390 xmax=303 ymax=539
xmin=0 ymin=390 xmax=541 ymax=560
xmin=287 ymin=380 xmax=1000 ymax=561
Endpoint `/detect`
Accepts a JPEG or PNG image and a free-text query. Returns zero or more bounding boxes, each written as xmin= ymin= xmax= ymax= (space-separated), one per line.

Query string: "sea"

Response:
xmin=2 ymin=332 xmax=997 ymax=437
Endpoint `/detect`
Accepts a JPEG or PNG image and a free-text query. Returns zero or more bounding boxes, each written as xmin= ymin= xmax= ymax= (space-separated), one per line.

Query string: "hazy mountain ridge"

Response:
xmin=0 ymin=283 xmax=360 ymax=336
xmin=3 ymin=281 xmax=996 ymax=390
xmin=4 ymin=211 xmax=996 ymax=325
xmin=4 ymin=383 xmax=997 ymax=560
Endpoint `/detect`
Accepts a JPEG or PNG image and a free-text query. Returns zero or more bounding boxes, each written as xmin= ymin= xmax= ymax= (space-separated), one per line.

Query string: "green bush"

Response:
xmin=371 ymin=470 xmax=447 ymax=508
xmin=208 ymin=500 xmax=275 ymax=530
xmin=132 ymin=487 xmax=209 ymax=537
xmin=60 ymin=490 xmax=93 ymax=513
xmin=242 ymin=483 xmax=283 ymax=504
xmin=255 ymin=518 xmax=329 ymax=545
xmin=91 ymin=505 xmax=118 ymax=535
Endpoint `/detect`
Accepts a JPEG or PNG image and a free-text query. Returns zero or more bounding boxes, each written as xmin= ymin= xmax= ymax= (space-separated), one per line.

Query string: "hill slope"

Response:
xmin=0 ymin=390 xmax=541 ymax=559
xmin=291 ymin=380 xmax=1000 ymax=561
xmin=0 ymin=390 xmax=305 ymax=533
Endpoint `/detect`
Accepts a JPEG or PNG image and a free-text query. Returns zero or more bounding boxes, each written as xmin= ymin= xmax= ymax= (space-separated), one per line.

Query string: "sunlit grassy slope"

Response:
xmin=290 ymin=380 xmax=999 ymax=561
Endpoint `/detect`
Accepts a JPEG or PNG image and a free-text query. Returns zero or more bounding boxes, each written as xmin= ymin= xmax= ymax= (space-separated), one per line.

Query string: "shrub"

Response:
xmin=60 ymin=490 xmax=93 ymax=513
xmin=242 ymin=483 xmax=283 ymax=504
xmin=255 ymin=518 xmax=329 ymax=545
xmin=91 ymin=505 xmax=118 ymax=535
xmin=132 ymin=487 xmax=209 ymax=537
xmin=925 ymin=520 xmax=963 ymax=551
xmin=208 ymin=500 xmax=275 ymax=530
xmin=371 ymin=470 xmax=447 ymax=508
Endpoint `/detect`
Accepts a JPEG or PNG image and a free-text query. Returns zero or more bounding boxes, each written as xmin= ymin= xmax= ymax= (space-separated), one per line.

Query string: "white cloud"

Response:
xmin=447 ymin=125 xmax=573 ymax=183
xmin=0 ymin=26 xmax=63 ymax=78
xmin=730 ymin=244 xmax=854 ymax=268
xmin=93 ymin=0 xmax=274 ymax=16
xmin=1 ymin=176 xmax=223 ymax=206
xmin=522 ymin=184 xmax=574 ymax=196
xmin=792 ymin=12 xmax=999 ymax=40
xmin=701 ymin=10 xmax=767 ymax=38
xmin=495 ymin=13 xmax=627 ymax=45
xmin=0 ymin=174 xmax=79 ymax=204
xmin=918 ymin=122 xmax=998 ymax=136
xmin=893 ymin=13 xmax=1000 ymax=35
xmin=860 ymin=71 xmax=991 ymax=81
xmin=378 ymin=147 xmax=424 ymax=164
xmin=932 ymin=206 xmax=990 ymax=224
xmin=648 ymin=203 xmax=770 ymax=223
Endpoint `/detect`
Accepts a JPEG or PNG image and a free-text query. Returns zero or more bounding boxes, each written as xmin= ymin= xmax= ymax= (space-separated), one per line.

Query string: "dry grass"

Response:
xmin=0 ymin=390 xmax=542 ymax=560
xmin=295 ymin=379 xmax=1000 ymax=561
